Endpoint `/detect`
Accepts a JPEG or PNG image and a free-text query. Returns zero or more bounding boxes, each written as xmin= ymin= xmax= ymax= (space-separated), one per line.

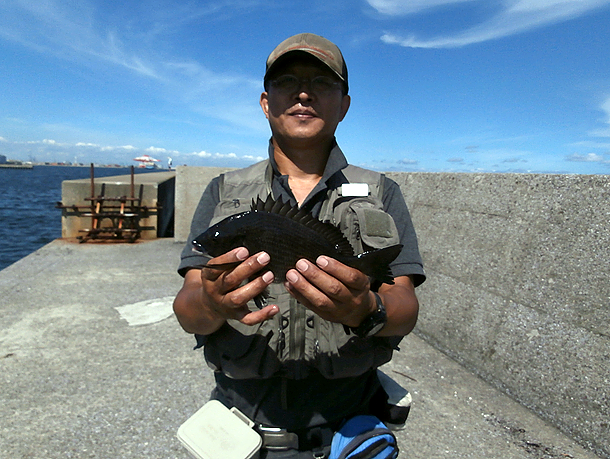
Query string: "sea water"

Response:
xmin=0 ymin=166 xmax=155 ymax=271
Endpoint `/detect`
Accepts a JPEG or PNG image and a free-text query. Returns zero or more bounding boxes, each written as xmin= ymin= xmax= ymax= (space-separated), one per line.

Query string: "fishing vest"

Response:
xmin=200 ymin=160 xmax=401 ymax=380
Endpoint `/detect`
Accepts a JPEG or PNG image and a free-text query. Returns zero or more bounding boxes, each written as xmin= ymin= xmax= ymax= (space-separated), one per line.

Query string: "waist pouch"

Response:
xmin=330 ymin=415 xmax=398 ymax=459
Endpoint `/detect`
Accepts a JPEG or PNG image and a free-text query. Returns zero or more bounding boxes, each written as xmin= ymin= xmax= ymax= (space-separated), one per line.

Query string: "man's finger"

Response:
xmin=239 ymin=304 xmax=279 ymax=325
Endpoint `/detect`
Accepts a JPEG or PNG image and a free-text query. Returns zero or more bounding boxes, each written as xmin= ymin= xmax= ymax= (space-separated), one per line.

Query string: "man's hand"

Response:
xmin=284 ymin=256 xmax=419 ymax=337
xmin=201 ymin=247 xmax=277 ymax=323
xmin=173 ymin=247 xmax=278 ymax=335
xmin=284 ymin=256 xmax=375 ymax=328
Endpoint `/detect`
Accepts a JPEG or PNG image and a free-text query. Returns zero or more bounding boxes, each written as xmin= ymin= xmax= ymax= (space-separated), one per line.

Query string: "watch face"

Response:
xmin=366 ymin=321 xmax=386 ymax=337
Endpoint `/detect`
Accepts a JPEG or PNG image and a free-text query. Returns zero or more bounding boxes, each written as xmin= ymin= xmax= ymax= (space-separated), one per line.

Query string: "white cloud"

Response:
xmin=189 ymin=150 xmax=249 ymax=161
xmin=367 ymin=0 xmax=476 ymax=15
xmin=0 ymin=0 xmax=264 ymax=135
xmin=566 ymin=153 xmax=608 ymax=163
xmin=589 ymin=96 xmax=610 ymax=137
xmin=377 ymin=0 xmax=610 ymax=48
xmin=100 ymin=145 xmax=135 ymax=151
xmin=24 ymin=138 xmax=63 ymax=145
xmin=1 ymin=136 xmax=173 ymax=165
xmin=588 ymin=128 xmax=610 ymax=137
xmin=100 ymin=31 xmax=162 ymax=80
xmin=145 ymin=146 xmax=178 ymax=154
xmin=584 ymin=96 xmax=610 ymax=137
xmin=0 ymin=1 xmax=174 ymax=81
xmin=602 ymin=97 xmax=610 ymax=120
xmin=243 ymin=155 xmax=266 ymax=162
xmin=192 ymin=151 xmax=237 ymax=159
xmin=571 ymin=140 xmax=610 ymax=149
xmin=0 ymin=132 xmax=263 ymax=167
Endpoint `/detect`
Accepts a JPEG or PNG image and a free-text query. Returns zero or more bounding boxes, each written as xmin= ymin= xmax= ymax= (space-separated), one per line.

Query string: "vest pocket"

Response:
xmin=203 ymin=320 xmax=282 ymax=379
xmin=352 ymin=206 xmax=400 ymax=249
xmin=313 ymin=319 xmax=393 ymax=379
xmin=334 ymin=197 xmax=400 ymax=253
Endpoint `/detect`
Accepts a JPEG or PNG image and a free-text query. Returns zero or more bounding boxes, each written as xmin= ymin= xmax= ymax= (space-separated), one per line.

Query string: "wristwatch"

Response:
xmin=350 ymin=292 xmax=387 ymax=338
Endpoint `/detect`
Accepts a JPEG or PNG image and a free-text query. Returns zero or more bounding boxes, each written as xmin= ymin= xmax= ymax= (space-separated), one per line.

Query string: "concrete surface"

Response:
xmin=0 ymin=239 xmax=600 ymax=458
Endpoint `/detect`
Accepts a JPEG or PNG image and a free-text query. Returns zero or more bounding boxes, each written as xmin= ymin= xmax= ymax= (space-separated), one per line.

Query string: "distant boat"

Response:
xmin=133 ymin=155 xmax=161 ymax=169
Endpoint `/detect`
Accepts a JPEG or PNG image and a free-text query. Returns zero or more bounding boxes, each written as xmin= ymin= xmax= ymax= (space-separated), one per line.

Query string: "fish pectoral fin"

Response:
xmin=202 ymin=261 xmax=241 ymax=271
xmin=354 ymin=244 xmax=403 ymax=285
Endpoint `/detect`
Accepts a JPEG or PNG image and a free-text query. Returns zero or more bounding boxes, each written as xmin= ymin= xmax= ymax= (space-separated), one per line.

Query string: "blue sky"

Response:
xmin=1 ymin=0 xmax=610 ymax=174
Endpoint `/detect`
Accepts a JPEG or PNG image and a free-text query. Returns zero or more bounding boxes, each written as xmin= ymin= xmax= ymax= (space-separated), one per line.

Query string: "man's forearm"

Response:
xmin=375 ymin=276 xmax=419 ymax=337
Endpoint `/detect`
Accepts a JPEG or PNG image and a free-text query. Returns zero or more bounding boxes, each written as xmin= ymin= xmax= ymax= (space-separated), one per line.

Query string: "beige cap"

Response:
xmin=264 ymin=33 xmax=348 ymax=92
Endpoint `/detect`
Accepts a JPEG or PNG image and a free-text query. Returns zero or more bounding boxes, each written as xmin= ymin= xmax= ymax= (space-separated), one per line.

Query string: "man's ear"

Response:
xmin=260 ymin=92 xmax=270 ymax=119
xmin=339 ymin=94 xmax=351 ymax=122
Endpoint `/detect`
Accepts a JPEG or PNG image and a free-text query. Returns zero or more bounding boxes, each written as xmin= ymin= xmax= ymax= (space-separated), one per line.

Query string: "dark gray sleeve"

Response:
xmin=382 ymin=177 xmax=426 ymax=287
xmin=177 ymin=176 xmax=221 ymax=277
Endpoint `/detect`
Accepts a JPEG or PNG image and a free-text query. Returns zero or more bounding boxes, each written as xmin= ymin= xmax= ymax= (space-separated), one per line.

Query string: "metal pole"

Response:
xmin=90 ymin=163 xmax=95 ymax=199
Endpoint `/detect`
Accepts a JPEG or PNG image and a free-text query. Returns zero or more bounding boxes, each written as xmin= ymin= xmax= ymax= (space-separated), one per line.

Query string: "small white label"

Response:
xmin=341 ymin=183 xmax=370 ymax=197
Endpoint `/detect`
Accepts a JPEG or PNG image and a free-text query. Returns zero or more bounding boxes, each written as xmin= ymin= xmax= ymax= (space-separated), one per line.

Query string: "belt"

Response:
xmin=257 ymin=426 xmax=299 ymax=451
xmin=256 ymin=423 xmax=336 ymax=454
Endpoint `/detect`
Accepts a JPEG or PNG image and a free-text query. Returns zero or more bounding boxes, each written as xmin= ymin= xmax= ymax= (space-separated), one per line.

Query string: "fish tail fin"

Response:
xmin=353 ymin=245 xmax=403 ymax=285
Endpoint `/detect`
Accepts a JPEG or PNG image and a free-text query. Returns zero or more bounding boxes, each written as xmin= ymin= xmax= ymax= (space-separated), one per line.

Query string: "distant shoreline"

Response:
xmin=0 ymin=163 xmax=169 ymax=170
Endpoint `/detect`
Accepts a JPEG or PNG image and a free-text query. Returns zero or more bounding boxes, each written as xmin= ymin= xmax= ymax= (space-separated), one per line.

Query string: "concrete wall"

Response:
xmin=174 ymin=165 xmax=235 ymax=242
xmin=174 ymin=167 xmax=609 ymax=458
xmin=60 ymin=171 xmax=175 ymax=240
xmin=388 ymin=172 xmax=609 ymax=458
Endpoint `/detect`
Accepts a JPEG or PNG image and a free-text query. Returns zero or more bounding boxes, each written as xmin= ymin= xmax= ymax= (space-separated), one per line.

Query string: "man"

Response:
xmin=174 ymin=33 xmax=425 ymax=458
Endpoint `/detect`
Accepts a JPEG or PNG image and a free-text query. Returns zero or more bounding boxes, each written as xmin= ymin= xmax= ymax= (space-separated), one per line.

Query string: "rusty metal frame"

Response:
xmin=56 ymin=164 xmax=161 ymax=243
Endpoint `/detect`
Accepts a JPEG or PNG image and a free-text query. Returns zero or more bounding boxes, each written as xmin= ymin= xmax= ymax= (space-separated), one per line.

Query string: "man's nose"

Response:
xmin=294 ymin=80 xmax=314 ymax=99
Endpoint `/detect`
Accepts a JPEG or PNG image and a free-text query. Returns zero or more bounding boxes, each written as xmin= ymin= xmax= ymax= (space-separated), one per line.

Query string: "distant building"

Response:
xmin=0 ymin=155 xmax=7 ymax=164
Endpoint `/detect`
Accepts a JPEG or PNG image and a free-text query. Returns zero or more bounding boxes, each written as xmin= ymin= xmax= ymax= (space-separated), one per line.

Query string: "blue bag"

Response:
xmin=329 ymin=415 xmax=398 ymax=459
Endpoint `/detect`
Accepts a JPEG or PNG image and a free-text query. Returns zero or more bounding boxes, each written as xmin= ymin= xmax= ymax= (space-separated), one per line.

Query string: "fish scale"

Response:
xmin=192 ymin=195 xmax=402 ymax=286
xmin=231 ymin=211 xmax=352 ymax=282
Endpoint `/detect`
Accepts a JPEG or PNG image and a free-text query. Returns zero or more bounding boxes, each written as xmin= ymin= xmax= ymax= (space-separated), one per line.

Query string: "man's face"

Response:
xmin=260 ymin=57 xmax=350 ymax=150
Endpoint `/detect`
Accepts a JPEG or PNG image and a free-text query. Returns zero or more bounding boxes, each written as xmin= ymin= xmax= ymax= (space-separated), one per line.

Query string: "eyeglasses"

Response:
xmin=269 ymin=75 xmax=343 ymax=94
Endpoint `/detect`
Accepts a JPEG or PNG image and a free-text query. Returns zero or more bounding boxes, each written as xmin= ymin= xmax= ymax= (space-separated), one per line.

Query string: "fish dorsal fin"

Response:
xmin=270 ymin=196 xmax=285 ymax=214
xmin=251 ymin=195 xmax=354 ymax=256
xmin=254 ymin=196 xmax=265 ymax=210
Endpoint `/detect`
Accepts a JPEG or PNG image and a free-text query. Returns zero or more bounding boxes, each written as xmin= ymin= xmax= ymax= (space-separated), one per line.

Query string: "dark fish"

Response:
xmin=192 ymin=195 xmax=402 ymax=286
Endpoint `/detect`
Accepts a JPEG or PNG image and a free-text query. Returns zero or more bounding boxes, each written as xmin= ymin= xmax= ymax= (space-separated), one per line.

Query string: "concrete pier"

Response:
xmin=0 ymin=239 xmax=601 ymax=459
xmin=1 ymin=167 xmax=608 ymax=458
